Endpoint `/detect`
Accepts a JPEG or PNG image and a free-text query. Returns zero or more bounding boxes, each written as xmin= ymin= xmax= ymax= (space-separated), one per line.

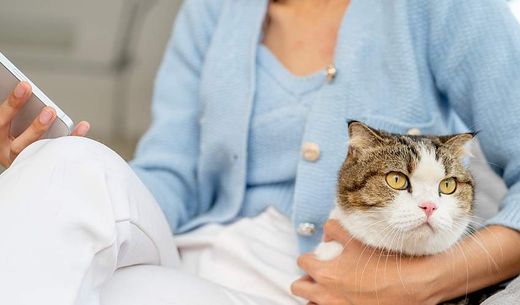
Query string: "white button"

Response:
xmin=297 ymin=223 xmax=317 ymax=236
xmin=326 ymin=64 xmax=337 ymax=83
xmin=407 ymin=128 xmax=421 ymax=136
xmin=302 ymin=142 xmax=320 ymax=162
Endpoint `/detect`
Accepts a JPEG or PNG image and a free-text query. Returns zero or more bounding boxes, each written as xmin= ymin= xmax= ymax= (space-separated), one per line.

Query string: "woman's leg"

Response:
xmin=0 ymin=137 xmax=179 ymax=305
xmin=101 ymin=208 xmax=304 ymax=305
xmin=101 ymin=265 xmax=283 ymax=305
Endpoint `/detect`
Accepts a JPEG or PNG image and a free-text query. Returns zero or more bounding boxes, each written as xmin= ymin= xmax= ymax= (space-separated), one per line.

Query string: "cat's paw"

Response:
xmin=314 ymin=241 xmax=344 ymax=261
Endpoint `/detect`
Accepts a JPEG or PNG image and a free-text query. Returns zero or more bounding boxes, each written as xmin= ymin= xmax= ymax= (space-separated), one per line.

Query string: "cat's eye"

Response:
xmin=385 ymin=172 xmax=409 ymax=190
xmin=439 ymin=177 xmax=457 ymax=195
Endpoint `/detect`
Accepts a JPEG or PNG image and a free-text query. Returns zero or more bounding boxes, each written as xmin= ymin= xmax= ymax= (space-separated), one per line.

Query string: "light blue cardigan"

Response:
xmin=131 ymin=0 xmax=520 ymax=253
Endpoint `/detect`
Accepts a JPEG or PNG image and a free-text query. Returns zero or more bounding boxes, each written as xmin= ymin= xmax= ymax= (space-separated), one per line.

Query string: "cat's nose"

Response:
xmin=418 ymin=201 xmax=437 ymax=218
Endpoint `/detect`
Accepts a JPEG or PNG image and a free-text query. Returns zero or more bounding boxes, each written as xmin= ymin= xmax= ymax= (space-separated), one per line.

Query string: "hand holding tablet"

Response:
xmin=0 ymin=52 xmax=90 ymax=168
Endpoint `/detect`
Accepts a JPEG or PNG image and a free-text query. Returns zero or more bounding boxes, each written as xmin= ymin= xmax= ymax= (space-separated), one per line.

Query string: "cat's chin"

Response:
xmin=329 ymin=207 xmax=469 ymax=256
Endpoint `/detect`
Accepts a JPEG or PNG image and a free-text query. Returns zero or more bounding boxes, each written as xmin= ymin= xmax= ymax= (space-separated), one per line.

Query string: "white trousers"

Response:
xmin=0 ymin=137 xmax=302 ymax=305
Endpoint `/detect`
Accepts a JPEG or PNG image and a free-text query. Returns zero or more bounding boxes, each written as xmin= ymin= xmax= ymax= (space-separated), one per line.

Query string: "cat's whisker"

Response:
xmin=330 ymin=233 xmax=357 ymax=285
xmin=456 ymin=214 xmax=486 ymax=221
xmin=374 ymin=226 xmax=406 ymax=304
xmin=353 ymin=243 xmax=373 ymax=291
xmin=467 ymin=157 xmax=502 ymax=168
xmin=447 ymin=243 xmax=458 ymax=280
xmin=458 ymin=230 xmax=500 ymax=271
xmin=454 ymin=242 xmax=471 ymax=301
xmin=383 ymin=227 xmax=400 ymax=281
xmin=395 ymin=231 xmax=408 ymax=292
xmin=373 ymin=244 xmax=386 ymax=305
xmin=473 ymin=225 xmax=504 ymax=260
xmin=359 ymin=246 xmax=378 ymax=293
xmin=345 ymin=241 xmax=367 ymax=292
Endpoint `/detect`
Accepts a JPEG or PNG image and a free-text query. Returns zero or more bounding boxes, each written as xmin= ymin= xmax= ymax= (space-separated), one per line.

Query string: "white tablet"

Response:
xmin=0 ymin=51 xmax=73 ymax=139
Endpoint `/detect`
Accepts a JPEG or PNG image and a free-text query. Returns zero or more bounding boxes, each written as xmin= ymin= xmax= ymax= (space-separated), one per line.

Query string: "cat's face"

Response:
xmin=336 ymin=121 xmax=474 ymax=255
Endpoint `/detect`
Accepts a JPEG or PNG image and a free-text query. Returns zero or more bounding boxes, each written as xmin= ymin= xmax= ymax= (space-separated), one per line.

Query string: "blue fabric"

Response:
xmin=240 ymin=45 xmax=326 ymax=218
xmin=131 ymin=0 xmax=520 ymax=253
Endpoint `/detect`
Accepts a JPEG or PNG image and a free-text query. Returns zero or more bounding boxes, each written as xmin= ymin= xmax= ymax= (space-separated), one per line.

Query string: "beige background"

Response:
xmin=0 ymin=0 xmax=182 ymax=160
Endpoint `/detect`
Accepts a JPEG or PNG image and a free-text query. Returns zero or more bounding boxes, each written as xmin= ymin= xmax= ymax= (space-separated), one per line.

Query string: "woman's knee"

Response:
xmin=0 ymin=138 xmax=121 ymax=230
xmin=13 ymin=136 xmax=128 ymax=173
xmin=3 ymin=137 xmax=149 ymax=222
xmin=3 ymin=136 xmax=134 ymax=209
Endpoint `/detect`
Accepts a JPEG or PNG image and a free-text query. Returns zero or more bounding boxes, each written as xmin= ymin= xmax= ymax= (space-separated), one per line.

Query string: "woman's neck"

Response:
xmin=263 ymin=0 xmax=350 ymax=76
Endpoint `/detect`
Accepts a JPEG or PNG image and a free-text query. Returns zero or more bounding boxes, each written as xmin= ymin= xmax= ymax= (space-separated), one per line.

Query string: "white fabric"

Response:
xmin=173 ymin=208 xmax=303 ymax=305
xmin=0 ymin=137 xmax=302 ymax=305
xmin=468 ymin=140 xmax=507 ymax=224
xmin=102 ymin=208 xmax=305 ymax=305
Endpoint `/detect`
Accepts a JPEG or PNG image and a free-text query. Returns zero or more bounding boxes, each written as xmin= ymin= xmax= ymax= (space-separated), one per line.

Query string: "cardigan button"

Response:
xmin=297 ymin=222 xmax=317 ymax=236
xmin=407 ymin=128 xmax=421 ymax=136
xmin=302 ymin=142 xmax=320 ymax=162
xmin=326 ymin=64 xmax=337 ymax=83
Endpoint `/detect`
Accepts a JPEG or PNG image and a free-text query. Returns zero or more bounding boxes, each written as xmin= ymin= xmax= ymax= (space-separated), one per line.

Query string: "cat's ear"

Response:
xmin=438 ymin=132 xmax=476 ymax=158
xmin=348 ymin=121 xmax=385 ymax=151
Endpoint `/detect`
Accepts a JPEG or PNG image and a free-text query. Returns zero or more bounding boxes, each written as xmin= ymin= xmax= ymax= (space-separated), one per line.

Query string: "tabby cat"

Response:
xmin=315 ymin=121 xmax=504 ymax=305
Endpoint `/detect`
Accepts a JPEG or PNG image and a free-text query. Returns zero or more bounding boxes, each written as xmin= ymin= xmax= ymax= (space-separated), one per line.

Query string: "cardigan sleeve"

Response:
xmin=428 ymin=0 xmax=520 ymax=231
xmin=130 ymin=0 xmax=222 ymax=231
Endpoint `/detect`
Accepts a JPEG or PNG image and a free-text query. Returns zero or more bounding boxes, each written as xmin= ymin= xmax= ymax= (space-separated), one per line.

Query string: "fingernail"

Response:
xmin=14 ymin=83 xmax=27 ymax=98
xmin=77 ymin=124 xmax=89 ymax=135
xmin=39 ymin=109 xmax=53 ymax=125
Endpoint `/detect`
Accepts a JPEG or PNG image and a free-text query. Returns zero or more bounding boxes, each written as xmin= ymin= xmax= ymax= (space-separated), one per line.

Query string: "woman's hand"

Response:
xmin=292 ymin=220 xmax=520 ymax=305
xmin=291 ymin=220 xmax=438 ymax=305
xmin=0 ymin=82 xmax=90 ymax=168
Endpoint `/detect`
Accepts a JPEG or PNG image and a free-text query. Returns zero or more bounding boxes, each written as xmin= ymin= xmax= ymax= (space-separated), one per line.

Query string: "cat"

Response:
xmin=314 ymin=121 xmax=503 ymax=305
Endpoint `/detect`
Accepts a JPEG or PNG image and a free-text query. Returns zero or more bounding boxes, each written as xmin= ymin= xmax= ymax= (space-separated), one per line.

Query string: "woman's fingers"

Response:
xmin=0 ymin=82 xmax=32 ymax=132
xmin=291 ymin=277 xmax=323 ymax=303
xmin=297 ymin=253 xmax=321 ymax=278
xmin=10 ymin=107 xmax=56 ymax=159
xmin=0 ymin=82 xmax=33 ymax=167
xmin=292 ymin=276 xmax=351 ymax=305
xmin=71 ymin=121 xmax=90 ymax=137
xmin=297 ymin=253 xmax=337 ymax=286
xmin=323 ymin=220 xmax=355 ymax=245
xmin=0 ymin=81 xmax=90 ymax=168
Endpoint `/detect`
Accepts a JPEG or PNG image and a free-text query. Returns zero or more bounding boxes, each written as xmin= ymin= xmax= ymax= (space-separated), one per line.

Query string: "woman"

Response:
xmin=0 ymin=0 xmax=519 ymax=304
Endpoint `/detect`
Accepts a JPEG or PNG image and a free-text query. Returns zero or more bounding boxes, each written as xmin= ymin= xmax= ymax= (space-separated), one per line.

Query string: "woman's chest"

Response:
xmin=197 ymin=0 xmax=457 ymax=157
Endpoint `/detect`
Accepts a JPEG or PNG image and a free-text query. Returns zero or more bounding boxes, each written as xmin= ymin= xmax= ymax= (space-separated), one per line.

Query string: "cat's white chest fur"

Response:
xmin=313 ymin=204 xmax=413 ymax=260
xmin=314 ymin=239 xmax=345 ymax=261
xmin=314 ymin=207 xmax=346 ymax=260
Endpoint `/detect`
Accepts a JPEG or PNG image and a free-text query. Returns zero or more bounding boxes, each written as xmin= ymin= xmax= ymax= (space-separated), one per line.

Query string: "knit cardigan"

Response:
xmin=131 ymin=0 xmax=520 ymax=253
